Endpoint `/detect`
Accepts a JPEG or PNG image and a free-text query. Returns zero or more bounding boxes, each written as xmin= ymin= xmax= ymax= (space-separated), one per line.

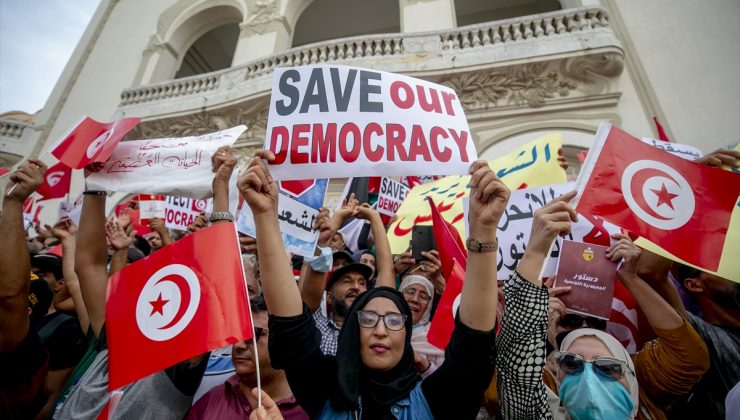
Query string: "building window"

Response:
xmin=175 ymin=23 xmax=239 ymax=79
xmin=454 ymin=0 xmax=561 ymax=27
xmin=291 ymin=0 xmax=400 ymax=47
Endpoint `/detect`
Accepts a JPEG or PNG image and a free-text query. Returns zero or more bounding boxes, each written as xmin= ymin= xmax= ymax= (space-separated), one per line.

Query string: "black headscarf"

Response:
xmin=331 ymin=287 xmax=419 ymax=413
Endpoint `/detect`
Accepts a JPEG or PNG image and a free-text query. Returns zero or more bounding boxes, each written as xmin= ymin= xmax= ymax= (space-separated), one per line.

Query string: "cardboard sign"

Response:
xmin=86 ymin=126 xmax=245 ymax=198
xmin=264 ymin=65 xmax=476 ymax=180
xmin=237 ymin=179 xmax=328 ymax=257
xmin=387 ymin=133 xmax=567 ymax=253
xmin=164 ymin=196 xmax=210 ymax=231
xmin=554 ymin=240 xmax=618 ymax=320
xmin=640 ymin=137 xmax=703 ymax=160
xmin=376 ymin=177 xmax=410 ymax=217
xmin=138 ymin=194 xmax=166 ymax=224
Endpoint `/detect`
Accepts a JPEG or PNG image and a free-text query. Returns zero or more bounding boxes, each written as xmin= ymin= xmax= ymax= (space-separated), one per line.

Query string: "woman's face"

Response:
xmin=359 ymin=297 xmax=407 ymax=371
xmin=402 ymin=283 xmax=431 ymax=324
xmin=559 ymin=336 xmax=630 ymax=391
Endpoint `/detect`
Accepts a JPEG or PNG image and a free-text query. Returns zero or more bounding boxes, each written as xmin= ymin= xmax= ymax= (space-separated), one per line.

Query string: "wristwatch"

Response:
xmin=209 ymin=211 xmax=234 ymax=222
xmin=466 ymin=237 xmax=498 ymax=253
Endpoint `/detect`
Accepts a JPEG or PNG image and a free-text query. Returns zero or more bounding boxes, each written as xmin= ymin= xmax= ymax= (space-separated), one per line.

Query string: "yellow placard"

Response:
xmin=388 ymin=133 xmax=567 ymax=253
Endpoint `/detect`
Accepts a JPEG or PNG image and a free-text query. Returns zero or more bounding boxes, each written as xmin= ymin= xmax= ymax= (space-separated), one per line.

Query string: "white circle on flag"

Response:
xmin=621 ymin=160 xmax=694 ymax=230
xmin=451 ymin=293 xmax=462 ymax=318
xmin=86 ymin=127 xmax=115 ymax=158
xmin=135 ymin=264 xmax=200 ymax=341
xmin=46 ymin=171 xmax=65 ymax=187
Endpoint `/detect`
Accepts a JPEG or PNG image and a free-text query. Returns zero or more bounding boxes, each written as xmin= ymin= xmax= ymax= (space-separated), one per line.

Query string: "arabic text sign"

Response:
xmin=554 ymin=240 xmax=617 ymax=320
xmin=377 ymin=177 xmax=410 ymax=217
xmin=264 ymin=65 xmax=476 ymax=180
xmin=164 ymin=196 xmax=210 ymax=231
xmin=640 ymin=137 xmax=703 ymax=160
xmin=86 ymin=126 xmax=246 ymax=199
xmin=387 ymin=133 xmax=567 ymax=253
xmin=237 ymin=179 xmax=328 ymax=257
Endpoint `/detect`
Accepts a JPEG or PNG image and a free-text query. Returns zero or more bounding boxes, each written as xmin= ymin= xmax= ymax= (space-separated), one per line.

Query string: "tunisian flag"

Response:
xmin=36 ymin=161 xmax=72 ymax=200
xmin=427 ymin=259 xmax=465 ymax=350
xmin=105 ymin=222 xmax=252 ymax=390
xmin=49 ymin=116 xmax=140 ymax=169
xmin=574 ymin=124 xmax=740 ymax=272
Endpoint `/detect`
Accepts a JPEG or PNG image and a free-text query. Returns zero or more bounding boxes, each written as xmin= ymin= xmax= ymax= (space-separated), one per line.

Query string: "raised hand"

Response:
xmin=419 ymin=250 xmax=445 ymax=292
xmin=526 ymin=191 xmax=578 ymax=256
xmin=52 ymin=217 xmax=77 ymax=240
xmin=237 ymin=150 xmax=278 ymax=215
xmin=467 ymin=160 xmax=510 ymax=235
xmin=607 ymin=233 xmax=643 ymax=281
xmin=105 ymin=216 xmax=135 ymax=252
xmin=149 ymin=217 xmax=166 ymax=233
xmin=330 ymin=193 xmax=359 ymax=230
xmin=211 ymin=145 xmax=238 ymax=186
xmin=314 ymin=208 xmax=334 ymax=247
xmin=187 ymin=213 xmax=208 ymax=234
xmin=116 ymin=209 xmax=132 ymax=231
xmin=354 ymin=202 xmax=378 ymax=220
xmin=5 ymin=159 xmax=46 ymax=202
xmin=394 ymin=247 xmax=415 ymax=275
xmin=695 ymin=148 xmax=740 ymax=168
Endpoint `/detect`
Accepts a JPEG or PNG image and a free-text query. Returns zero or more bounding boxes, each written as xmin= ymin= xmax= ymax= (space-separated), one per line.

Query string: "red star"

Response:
xmin=149 ymin=293 xmax=169 ymax=316
xmin=650 ymin=183 xmax=679 ymax=210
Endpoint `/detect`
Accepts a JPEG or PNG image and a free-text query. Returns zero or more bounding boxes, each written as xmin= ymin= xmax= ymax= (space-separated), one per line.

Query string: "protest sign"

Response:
xmin=376 ymin=177 xmax=410 ymax=217
xmin=461 ymin=183 xmax=620 ymax=279
xmin=237 ymin=179 xmax=328 ymax=257
xmin=554 ymin=240 xmax=618 ymax=320
xmin=264 ymin=65 xmax=476 ymax=180
xmin=138 ymin=194 xmax=166 ymax=224
xmin=640 ymin=137 xmax=703 ymax=160
xmin=164 ymin=196 xmax=210 ymax=231
xmin=387 ymin=133 xmax=566 ymax=253
xmin=86 ymin=126 xmax=245 ymax=198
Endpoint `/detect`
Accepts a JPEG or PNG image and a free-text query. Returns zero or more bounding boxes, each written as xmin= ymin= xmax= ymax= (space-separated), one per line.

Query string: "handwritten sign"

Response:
xmin=462 ymin=183 xmax=620 ymax=279
xmin=138 ymin=194 xmax=166 ymax=224
xmin=237 ymin=179 xmax=328 ymax=257
xmin=86 ymin=126 xmax=245 ymax=198
xmin=264 ymin=65 xmax=476 ymax=180
xmin=377 ymin=178 xmax=410 ymax=217
xmin=387 ymin=133 xmax=566 ymax=253
xmin=640 ymin=137 xmax=703 ymax=160
xmin=164 ymin=196 xmax=210 ymax=231
xmin=554 ymin=240 xmax=618 ymax=319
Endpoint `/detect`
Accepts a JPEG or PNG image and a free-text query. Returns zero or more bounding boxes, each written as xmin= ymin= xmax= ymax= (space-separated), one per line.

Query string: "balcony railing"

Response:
xmin=0 ymin=119 xmax=32 ymax=139
xmin=119 ymin=6 xmax=619 ymax=115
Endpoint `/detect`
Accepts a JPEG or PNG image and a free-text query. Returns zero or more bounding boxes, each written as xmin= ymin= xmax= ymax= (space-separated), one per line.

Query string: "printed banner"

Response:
xmin=376 ymin=177 xmax=410 ymax=217
xmin=264 ymin=65 xmax=476 ymax=180
xmin=640 ymin=137 xmax=703 ymax=160
xmin=237 ymin=179 xmax=328 ymax=257
xmin=86 ymin=126 xmax=245 ymax=198
xmin=388 ymin=133 xmax=567 ymax=253
xmin=164 ymin=196 xmax=210 ymax=231
xmin=138 ymin=194 xmax=166 ymax=224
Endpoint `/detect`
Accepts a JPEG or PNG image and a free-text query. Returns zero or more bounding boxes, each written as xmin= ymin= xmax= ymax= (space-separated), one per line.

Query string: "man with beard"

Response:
xmin=312 ymin=263 xmax=373 ymax=355
xmin=186 ymin=296 xmax=308 ymax=419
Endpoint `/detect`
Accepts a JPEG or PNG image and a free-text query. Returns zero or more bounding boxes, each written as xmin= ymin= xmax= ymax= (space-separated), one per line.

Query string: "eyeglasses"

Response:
xmin=402 ymin=287 xmax=431 ymax=303
xmin=557 ymin=314 xmax=607 ymax=331
xmin=555 ymin=351 xmax=630 ymax=381
xmin=357 ymin=310 xmax=407 ymax=331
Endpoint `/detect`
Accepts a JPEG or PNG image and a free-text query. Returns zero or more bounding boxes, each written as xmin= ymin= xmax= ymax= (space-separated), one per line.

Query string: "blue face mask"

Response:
xmin=559 ymin=364 xmax=634 ymax=420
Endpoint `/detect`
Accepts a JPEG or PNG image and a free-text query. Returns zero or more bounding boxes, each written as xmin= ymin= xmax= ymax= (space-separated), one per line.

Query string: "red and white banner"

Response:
xmin=36 ymin=161 xmax=72 ymax=200
xmin=138 ymin=194 xmax=166 ymax=225
xmin=86 ymin=126 xmax=245 ymax=199
xmin=376 ymin=177 xmax=410 ymax=217
xmin=164 ymin=196 xmax=210 ymax=231
xmin=105 ymin=222 xmax=252 ymax=390
xmin=264 ymin=65 xmax=476 ymax=180
xmin=574 ymin=124 xmax=740 ymax=272
xmin=48 ymin=116 xmax=140 ymax=169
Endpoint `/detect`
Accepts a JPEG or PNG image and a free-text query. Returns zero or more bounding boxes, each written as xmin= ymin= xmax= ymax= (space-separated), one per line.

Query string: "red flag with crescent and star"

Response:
xmin=36 ymin=161 xmax=72 ymax=200
xmin=574 ymin=124 xmax=740 ymax=272
xmin=105 ymin=222 xmax=252 ymax=391
xmin=48 ymin=116 xmax=140 ymax=169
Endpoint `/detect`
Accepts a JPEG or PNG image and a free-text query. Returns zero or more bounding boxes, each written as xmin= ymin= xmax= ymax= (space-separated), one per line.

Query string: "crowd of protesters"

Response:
xmin=1 ymin=144 xmax=739 ymax=420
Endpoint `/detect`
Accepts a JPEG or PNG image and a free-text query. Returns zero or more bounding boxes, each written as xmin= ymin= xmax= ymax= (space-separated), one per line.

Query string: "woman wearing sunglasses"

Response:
xmin=497 ymin=199 xmax=710 ymax=420
xmin=239 ymin=152 xmax=508 ymax=419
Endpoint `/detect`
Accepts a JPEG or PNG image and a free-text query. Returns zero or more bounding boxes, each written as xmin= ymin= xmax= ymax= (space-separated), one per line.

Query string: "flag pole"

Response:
xmin=231 ymin=222 xmax=262 ymax=408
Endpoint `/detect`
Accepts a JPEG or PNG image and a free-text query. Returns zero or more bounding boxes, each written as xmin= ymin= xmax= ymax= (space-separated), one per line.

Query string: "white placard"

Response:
xmin=139 ymin=195 xmax=166 ymax=220
xmin=86 ymin=126 xmax=245 ymax=198
xmin=640 ymin=137 xmax=703 ymax=160
xmin=264 ymin=65 xmax=476 ymax=180
xmin=376 ymin=177 xmax=410 ymax=217
xmin=164 ymin=196 xmax=210 ymax=231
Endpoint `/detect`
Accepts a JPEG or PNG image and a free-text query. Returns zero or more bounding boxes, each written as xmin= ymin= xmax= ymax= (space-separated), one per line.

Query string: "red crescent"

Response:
xmin=628 ymin=167 xmax=676 ymax=221
xmin=156 ymin=275 xmax=192 ymax=330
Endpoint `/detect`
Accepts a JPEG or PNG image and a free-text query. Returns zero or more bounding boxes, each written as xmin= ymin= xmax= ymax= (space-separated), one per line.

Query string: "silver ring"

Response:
xmin=420 ymin=265 xmax=427 ymax=271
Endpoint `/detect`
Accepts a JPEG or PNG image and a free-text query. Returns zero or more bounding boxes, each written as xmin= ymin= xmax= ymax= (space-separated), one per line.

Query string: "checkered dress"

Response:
xmin=312 ymin=311 xmax=341 ymax=356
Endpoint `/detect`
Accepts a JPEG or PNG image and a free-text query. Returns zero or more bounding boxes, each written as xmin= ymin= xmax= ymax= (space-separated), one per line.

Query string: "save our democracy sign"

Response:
xmin=264 ymin=65 xmax=477 ymax=180
xmin=377 ymin=177 xmax=410 ymax=217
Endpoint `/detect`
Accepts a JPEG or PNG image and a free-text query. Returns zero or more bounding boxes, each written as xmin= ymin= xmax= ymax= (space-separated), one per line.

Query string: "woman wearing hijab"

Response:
xmin=495 ymin=195 xmax=709 ymax=420
xmin=398 ymin=275 xmax=445 ymax=377
xmin=238 ymin=152 xmax=509 ymax=419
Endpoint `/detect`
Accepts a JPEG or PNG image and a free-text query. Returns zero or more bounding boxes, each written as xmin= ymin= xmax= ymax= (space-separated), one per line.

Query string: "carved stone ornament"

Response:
xmin=560 ymin=52 xmax=624 ymax=96
xmin=242 ymin=0 xmax=284 ymax=35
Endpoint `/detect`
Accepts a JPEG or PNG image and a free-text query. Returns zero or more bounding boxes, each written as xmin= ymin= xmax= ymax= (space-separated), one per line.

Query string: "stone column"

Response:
xmin=232 ymin=0 xmax=292 ymax=65
xmin=400 ymin=0 xmax=457 ymax=32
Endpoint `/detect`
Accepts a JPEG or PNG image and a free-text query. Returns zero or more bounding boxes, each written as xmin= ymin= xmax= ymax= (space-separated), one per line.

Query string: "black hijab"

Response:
xmin=331 ymin=287 xmax=419 ymax=413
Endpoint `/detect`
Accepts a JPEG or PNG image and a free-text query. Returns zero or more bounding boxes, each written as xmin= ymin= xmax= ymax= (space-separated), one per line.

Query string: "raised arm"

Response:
xmin=105 ymin=217 xmax=136 ymax=276
xmin=51 ymin=217 xmax=90 ymax=334
xmin=210 ymin=145 xmax=237 ymax=220
xmin=355 ymin=203 xmax=395 ymax=287
xmin=460 ymin=160 xmax=509 ymax=330
xmin=237 ymin=150 xmax=302 ymax=316
xmin=74 ymin=170 xmax=110 ymax=338
xmin=300 ymin=208 xmax=332 ymax=312
xmin=0 ymin=160 xmax=46 ymax=352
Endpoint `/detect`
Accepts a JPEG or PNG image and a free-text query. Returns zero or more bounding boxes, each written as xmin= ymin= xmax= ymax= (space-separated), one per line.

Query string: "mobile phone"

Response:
xmin=411 ymin=225 xmax=435 ymax=261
